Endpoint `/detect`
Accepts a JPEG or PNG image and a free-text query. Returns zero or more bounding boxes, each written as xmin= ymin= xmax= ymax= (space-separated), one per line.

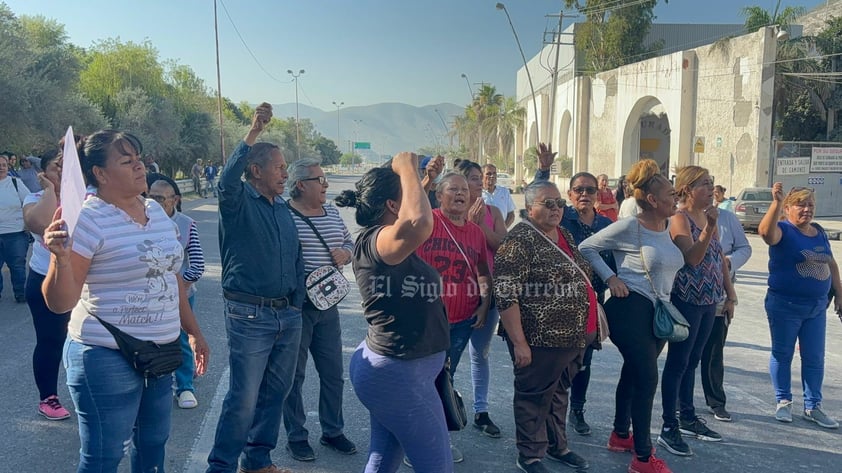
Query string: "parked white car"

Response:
xmin=497 ymin=172 xmax=514 ymax=190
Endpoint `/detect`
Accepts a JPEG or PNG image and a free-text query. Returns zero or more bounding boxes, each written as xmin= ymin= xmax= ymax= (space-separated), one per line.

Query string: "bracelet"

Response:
xmin=726 ymin=298 xmax=738 ymax=305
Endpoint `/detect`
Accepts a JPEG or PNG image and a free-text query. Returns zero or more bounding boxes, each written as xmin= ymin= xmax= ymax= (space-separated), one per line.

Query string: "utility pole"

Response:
xmin=287 ymin=69 xmax=305 ymax=160
xmin=332 ymin=101 xmax=344 ymax=155
xmin=213 ymin=0 xmax=225 ymax=163
xmin=544 ymin=11 xmax=577 ymax=171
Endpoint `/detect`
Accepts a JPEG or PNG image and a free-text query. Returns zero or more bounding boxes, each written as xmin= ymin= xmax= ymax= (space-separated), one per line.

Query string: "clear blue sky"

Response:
xmin=3 ymin=0 xmax=828 ymax=109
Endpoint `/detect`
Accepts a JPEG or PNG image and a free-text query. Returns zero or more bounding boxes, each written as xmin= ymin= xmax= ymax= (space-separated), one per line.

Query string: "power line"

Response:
xmin=218 ymin=0 xmax=290 ymax=85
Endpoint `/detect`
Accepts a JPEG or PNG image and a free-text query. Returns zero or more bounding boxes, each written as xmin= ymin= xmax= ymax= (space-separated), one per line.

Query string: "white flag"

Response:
xmin=60 ymin=126 xmax=87 ymax=237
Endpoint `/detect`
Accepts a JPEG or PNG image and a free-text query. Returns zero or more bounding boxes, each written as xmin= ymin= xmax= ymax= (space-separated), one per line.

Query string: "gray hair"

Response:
xmin=244 ymin=142 xmax=281 ymax=181
xmin=435 ymin=172 xmax=467 ymax=193
xmin=289 ymin=157 xmax=323 ymax=199
xmin=523 ymin=180 xmax=558 ymax=208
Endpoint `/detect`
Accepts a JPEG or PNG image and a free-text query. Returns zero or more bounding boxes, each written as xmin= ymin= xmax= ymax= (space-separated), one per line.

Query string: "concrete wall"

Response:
xmin=517 ymin=27 xmax=777 ymax=197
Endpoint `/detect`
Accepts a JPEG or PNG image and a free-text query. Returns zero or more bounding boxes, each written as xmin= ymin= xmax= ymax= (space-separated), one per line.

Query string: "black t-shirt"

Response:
xmin=353 ymin=225 xmax=450 ymax=359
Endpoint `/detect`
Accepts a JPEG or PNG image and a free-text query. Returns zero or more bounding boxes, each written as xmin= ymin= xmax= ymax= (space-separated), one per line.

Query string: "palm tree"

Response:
xmin=473 ymin=84 xmax=503 ymax=162
xmin=741 ymin=1 xmax=806 ymax=34
xmin=483 ymin=97 xmax=525 ymax=172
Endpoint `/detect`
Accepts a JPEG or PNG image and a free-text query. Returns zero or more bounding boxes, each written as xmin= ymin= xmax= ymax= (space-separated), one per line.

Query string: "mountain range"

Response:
xmin=270 ymin=102 xmax=464 ymax=157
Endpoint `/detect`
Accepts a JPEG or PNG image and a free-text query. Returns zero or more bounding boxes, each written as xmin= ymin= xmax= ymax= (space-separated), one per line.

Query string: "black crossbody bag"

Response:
xmin=93 ymin=315 xmax=182 ymax=381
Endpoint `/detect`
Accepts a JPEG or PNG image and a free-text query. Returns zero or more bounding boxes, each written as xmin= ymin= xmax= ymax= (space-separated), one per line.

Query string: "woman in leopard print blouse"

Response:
xmin=494 ymin=179 xmax=597 ymax=473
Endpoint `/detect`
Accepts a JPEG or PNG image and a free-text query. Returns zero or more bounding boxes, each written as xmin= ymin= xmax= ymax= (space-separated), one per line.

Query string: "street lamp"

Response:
xmin=496 ymin=2 xmax=540 ymax=146
xmin=461 ymin=73 xmax=484 ymax=162
xmin=352 ymin=119 xmax=363 ymax=168
xmin=332 ymin=100 xmax=344 ymax=154
xmin=460 ymin=73 xmax=475 ymax=99
xmin=287 ymin=68 xmax=305 ymax=159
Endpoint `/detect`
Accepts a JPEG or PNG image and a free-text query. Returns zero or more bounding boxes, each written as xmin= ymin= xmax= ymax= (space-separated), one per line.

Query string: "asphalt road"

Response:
xmin=2 ymin=174 xmax=841 ymax=473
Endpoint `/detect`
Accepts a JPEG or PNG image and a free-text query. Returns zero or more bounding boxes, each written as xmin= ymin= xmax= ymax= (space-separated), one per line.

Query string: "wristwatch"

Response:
xmin=727 ymin=298 xmax=738 ymax=306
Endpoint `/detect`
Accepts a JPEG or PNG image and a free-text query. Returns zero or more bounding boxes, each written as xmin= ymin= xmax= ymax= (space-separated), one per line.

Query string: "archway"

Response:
xmin=558 ymin=111 xmax=572 ymax=159
xmin=621 ymin=96 xmax=671 ymax=177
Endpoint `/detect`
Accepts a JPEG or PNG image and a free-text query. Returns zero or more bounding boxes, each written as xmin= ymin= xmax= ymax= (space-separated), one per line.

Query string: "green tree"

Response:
xmin=0 ymin=6 xmax=106 ymax=149
xmin=79 ymin=39 xmax=168 ymax=121
xmin=741 ymin=1 xmax=806 ymax=34
xmin=564 ymin=0 xmax=666 ymax=74
xmin=313 ymin=136 xmax=341 ymax=165
xmin=340 ymin=152 xmax=361 ymax=166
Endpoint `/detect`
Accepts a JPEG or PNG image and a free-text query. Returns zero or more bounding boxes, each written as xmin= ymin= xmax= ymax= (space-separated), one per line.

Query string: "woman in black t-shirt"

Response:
xmin=336 ymin=153 xmax=452 ymax=473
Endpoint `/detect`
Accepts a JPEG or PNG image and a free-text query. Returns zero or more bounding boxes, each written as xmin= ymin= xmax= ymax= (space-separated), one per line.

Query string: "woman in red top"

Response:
xmin=415 ymin=172 xmax=491 ymax=464
xmin=594 ymin=173 xmax=619 ymax=222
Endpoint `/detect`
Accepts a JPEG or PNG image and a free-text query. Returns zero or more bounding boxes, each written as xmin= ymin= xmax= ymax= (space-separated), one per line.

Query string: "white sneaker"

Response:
xmin=177 ymin=391 xmax=198 ymax=409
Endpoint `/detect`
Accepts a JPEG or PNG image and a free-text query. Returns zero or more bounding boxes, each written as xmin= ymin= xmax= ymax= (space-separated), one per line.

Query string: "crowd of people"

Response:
xmin=3 ymin=103 xmax=841 ymax=473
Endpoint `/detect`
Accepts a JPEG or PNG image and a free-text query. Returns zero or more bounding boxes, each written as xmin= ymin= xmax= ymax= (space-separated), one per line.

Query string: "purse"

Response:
xmin=436 ymin=357 xmax=468 ymax=431
xmin=289 ymin=206 xmax=351 ymax=311
xmin=94 ymin=315 xmax=182 ymax=380
xmin=525 ymin=222 xmax=609 ymax=343
xmin=638 ymin=222 xmax=690 ymax=343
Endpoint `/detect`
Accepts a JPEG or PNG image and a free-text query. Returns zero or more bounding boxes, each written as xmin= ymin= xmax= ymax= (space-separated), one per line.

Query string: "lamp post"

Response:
xmin=496 ymin=2 xmax=540 ymax=146
xmin=352 ymin=119 xmax=363 ymax=169
xmin=332 ymin=100 xmax=344 ymax=155
xmin=461 ymin=73 xmax=483 ymax=162
xmin=460 ymin=73 xmax=475 ymax=98
xmin=287 ymin=68 xmax=305 ymax=160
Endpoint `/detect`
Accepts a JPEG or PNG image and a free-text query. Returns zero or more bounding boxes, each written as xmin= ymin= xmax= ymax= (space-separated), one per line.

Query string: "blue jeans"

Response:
xmin=661 ymin=297 xmax=716 ymax=425
xmin=174 ymin=295 xmax=196 ymax=395
xmin=350 ymin=341 xmax=451 ymax=473
xmin=449 ymin=316 xmax=476 ymax=374
xmin=765 ymin=291 xmax=827 ymax=410
xmin=64 ymin=339 xmax=173 ymax=473
xmin=469 ymin=304 xmax=499 ymax=414
xmin=206 ymin=300 xmax=302 ymax=473
xmin=0 ymin=231 xmax=29 ymax=299
xmin=283 ymin=304 xmax=345 ymax=442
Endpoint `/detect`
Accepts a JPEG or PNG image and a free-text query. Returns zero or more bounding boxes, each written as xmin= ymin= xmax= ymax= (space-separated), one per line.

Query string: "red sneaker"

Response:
xmin=629 ymin=454 xmax=672 ymax=473
xmin=608 ymin=431 xmax=635 ymax=452
xmin=38 ymin=395 xmax=71 ymax=420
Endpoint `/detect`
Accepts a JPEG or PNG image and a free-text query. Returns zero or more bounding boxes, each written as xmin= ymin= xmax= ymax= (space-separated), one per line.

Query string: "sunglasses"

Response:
xmin=302 ymin=176 xmax=328 ymax=185
xmin=534 ymin=198 xmax=566 ymax=210
xmin=571 ymin=186 xmax=597 ymax=195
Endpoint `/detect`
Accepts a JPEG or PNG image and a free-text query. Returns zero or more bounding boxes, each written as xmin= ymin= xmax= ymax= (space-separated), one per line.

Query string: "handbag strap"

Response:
xmin=288 ymin=204 xmax=335 ymax=263
xmin=436 ymin=214 xmax=476 ymax=280
xmin=637 ymin=220 xmax=659 ymax=297
xmin=524 ymin=221 xmax=594 ymax=290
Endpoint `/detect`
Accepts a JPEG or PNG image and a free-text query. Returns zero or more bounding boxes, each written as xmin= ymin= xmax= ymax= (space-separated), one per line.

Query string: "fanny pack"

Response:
xmin=93 ymin=315 xmax=182 ymax=381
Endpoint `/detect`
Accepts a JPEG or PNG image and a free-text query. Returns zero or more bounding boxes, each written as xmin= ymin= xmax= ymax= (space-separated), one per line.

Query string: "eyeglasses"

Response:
xmin=533 ymin=198 xmax=566 ymax=210
xmin=148 ymin=194 xmax=174 ymax=203
xmin=571 ymin=186 xmax=597 ymax=195
xmin=484 ymin=172 xmax=497 ymax=177
xmin=302 ymin=176 xmax=327 ymax=185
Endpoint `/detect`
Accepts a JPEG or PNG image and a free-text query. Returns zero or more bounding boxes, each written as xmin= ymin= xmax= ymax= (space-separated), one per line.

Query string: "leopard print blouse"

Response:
xmin=494 ymin=221 xmax=592 ymax=349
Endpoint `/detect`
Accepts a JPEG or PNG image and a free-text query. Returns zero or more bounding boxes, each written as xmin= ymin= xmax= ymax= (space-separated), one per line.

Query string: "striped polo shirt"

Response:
xmin=68 ymin=196 xmax=183 ymax=349
xmin=289 ymin=204 xmax=354 ymax=274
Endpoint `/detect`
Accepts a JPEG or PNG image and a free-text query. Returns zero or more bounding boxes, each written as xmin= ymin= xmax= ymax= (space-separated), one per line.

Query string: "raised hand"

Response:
xmin=251 ymin=102 xmax=273 ymax=134
xmin=426 ymin=155 xmax=445 ymax=181
xmin=467 ymin=197 xmax=485 ymax=225
xmin=392 ymin=152 xmax=419 ymax=174
xmin=703 ymin=205 xmax=719 ymax=228
xmin=772 ymin=181 xmax=784 ymax=202
xmin=538 ymin=142 xmax=557 ymax=171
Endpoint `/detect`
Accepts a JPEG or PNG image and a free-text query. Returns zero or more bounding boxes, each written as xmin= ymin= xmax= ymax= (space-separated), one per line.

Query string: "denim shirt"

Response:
xmin=218 ymin=141 xmax=305 ymax=307
xmin=561 ymin=207 xmax=616 ymax=295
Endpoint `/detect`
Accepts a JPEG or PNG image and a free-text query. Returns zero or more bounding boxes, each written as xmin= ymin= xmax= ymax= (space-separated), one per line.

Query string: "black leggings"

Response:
xmin=605 ymin=292 xmax=666 ymax=458
xmin=26 ymin=270 xmax=70 ymax=400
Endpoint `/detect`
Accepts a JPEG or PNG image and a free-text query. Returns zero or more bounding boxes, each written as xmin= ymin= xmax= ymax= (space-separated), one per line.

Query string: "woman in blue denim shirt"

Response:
xmin=759 ymin=182 xmax=842 ymax=429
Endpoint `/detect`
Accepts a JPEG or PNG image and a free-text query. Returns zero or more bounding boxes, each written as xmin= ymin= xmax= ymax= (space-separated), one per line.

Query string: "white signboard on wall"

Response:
xmin=777 ymin=157 xmax=811 ymax=175
xmin=811 ymin=147 xmax=842 ymax=172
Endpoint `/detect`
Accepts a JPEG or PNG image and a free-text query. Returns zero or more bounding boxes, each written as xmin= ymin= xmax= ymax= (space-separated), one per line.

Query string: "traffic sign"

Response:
xmin=694 ymin=136 xmax=705 ymax=153
xmin=353 ymin=142 xmax=371 ymax=150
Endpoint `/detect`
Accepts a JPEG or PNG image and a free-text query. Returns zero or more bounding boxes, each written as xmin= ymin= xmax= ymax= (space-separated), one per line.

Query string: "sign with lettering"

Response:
xmin=693 ymin=136 xmax=705 ymax=153
xmin=810 ymin=147 xmax=842 ymax=172
xmin=776 ymin=157 xmax=810 ymax=175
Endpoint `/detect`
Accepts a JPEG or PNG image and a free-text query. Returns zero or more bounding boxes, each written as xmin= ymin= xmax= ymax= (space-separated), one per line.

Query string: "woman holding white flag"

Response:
xmin=41 ymin=129 xmax=209 ymax=473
